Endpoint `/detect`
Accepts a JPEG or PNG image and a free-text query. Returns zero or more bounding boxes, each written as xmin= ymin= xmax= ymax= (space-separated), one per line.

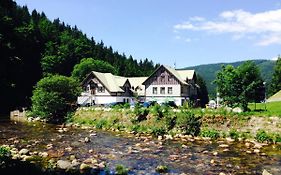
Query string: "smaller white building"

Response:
xmin=77 ymin=71 xmax=146 ymax=106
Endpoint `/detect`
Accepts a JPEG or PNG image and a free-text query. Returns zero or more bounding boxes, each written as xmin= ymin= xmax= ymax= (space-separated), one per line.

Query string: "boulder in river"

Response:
xmin=19 ymin=148 xmax=29 ymax=155
xmin=218 ymin=144 xmax=229 ymax=148
xmin=262 ymin=169 xmax=272 ymax=175
xmin=39 ymin=152 xmax=48 ymax=158
xmin=80 ymin=163 xmax=91 ymax=171
xmin=57 ymin=160 xmax=73 ymax=170
xmin=84 ymin=137 xmax=90 ymax=143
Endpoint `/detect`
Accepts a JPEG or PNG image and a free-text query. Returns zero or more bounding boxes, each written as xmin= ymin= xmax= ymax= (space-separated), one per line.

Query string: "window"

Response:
xmin=97 ymin=86 xmax=105 ymax=93
xmin=168 ymin=75 xmax=173 ymax=82
xmin=153 ymin=87 xmax=157 ymax=94
xmin=161 ymin=75 xmax=165 ymax=82
xmin=168 ymin=87 xmax=173 ymax=94
xmin=160 ymin=87 xmax=165 ymax=94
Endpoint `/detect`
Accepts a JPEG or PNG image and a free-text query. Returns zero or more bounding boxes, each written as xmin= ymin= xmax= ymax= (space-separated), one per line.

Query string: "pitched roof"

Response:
xmin=176 ymin=70 xmax=195 ymax=80
xmin=142 ymin=65 xmax=195 ymax=85
xmin=86 ymin=71 xmax=147 ymax=94
xmin=91 ymin=71 xmax=124 ymax=92
xmin=128 ymin=77 xmax=147 ymax=96
xmin=267 ymin=90 xmax=281 ymax=102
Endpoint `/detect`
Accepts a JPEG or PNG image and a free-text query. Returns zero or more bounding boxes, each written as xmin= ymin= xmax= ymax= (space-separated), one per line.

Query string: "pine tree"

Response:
xmin=196 ymin=74 xmax=209 ymax=108
xmin=269 ymin=56 xmax=281 ymax=96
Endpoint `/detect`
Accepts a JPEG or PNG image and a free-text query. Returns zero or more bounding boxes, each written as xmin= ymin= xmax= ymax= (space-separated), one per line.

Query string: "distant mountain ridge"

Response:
xmin=182 ymin=59 xmax=275 ymax=98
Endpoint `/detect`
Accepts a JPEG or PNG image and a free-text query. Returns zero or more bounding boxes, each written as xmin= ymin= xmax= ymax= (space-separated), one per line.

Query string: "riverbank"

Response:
xmin=1 ymin=120 xmax=281 ymax=174
xmin=70 ymin=106 xmax=281 ymax=144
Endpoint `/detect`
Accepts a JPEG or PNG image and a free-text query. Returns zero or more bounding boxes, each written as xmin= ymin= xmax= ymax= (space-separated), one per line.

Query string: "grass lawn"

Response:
xmin=248 ymin=101 xmax=281 ymax=117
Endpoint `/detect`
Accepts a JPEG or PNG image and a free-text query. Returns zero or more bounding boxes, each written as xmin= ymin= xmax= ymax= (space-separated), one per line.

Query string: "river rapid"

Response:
xmin=0 ymin=118 xmax=281 ymax=174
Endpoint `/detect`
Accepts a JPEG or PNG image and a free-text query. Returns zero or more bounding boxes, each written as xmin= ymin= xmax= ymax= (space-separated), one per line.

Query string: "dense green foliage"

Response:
xmin=269 ymin=56 xmax=281 ymax=96
xmin=214 ymin=61 xmax=264 ymax=111
xmin=155 ymin=165 xmax=169 ymax=173
xmin=0 ymin=146 xmax=10 ymax=159
xmin=0 ymin=0 xmax=157 ymax=114
xmin=73 ymin=106 xmax=202 ymax=136
xmin=255 ymin=130 xmax=272 ymax=143
xmin=255 ymin=130 xmax=281 ymax=143
xmin=196 ymin=74 xmax=209 ymax=107
xmin=183 ymin=59 xmax=275 ymax=98
xmin=31 ymin=75 xmax=82 ymax=122
xmin=71 ymin=58 xmax=117 ymax=82
xmin=200 ymin=129 xmax=220 ymax=139
xmin=115 ymin=164 xmax=129 ymax=175
xmin=176 ymin=111 xmax=202 ymax=136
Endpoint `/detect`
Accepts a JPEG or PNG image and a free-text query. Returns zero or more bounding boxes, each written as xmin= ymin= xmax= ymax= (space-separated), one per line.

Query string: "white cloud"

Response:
xmin=174 ymin=9 xmax=281 ymax=46
xmin=174 ymin=22 xmax=195 ymax=30
xmin=257 ymin=34 xmax=281 ymax=46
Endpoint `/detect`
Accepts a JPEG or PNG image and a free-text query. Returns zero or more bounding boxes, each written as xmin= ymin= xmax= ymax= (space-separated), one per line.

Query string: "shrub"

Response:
xmin=229 ymin=129 xmax=239 ymax=140
xmin=255 ymin=130 xmax=271 ymax=143
xmin=108 ymin=116 xmax=119 ymax=125
xmin=115 ymin=164 xmax=128 ymax=175
xmin=123 ymin=103 xmax=130 ymax=109
xmin=156 ymin=165 xmax=168 ymax=173
xmin=0 ymin=146 xmax=10 ymax=159
xmin=176 ymin=111 xmax=202 ymax=136
xmin=270 ymin=133 xmax=281 ymax=143
xmin=150 ymin=126 xmax=166 ymax=136
xmin=164 ymin=114 xmax=176 ymax=131
xmin=132 ymin=106 xmax=148 ymax=123
xmin=31 ymin=75 xmax=82 ymax=122
xmin=200 ymin=129 xmax=220 ymax=139
xmin=130 ymin=124 xmax=141 ymax=133
xmin=114 ymin=123 xmax=125 ymax=131
xmin=149 ymin=104 xmax=163 ymax=118
xmin=95 ymin=119 xmax=108 ymax=129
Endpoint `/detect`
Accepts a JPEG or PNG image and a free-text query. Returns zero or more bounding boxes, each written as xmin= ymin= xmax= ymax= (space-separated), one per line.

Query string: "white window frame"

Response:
xmin=168 ymin=87 xmax=173 ymax=94
xmin=153 ymin=87 xmax=157 ymax=94
xmin=160 ymin=87 xmax=165 ymax=94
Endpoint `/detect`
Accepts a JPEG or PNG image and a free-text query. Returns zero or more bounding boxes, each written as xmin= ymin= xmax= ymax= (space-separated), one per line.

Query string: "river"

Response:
xmin=0 ymin=118 xmax=281 ymax=174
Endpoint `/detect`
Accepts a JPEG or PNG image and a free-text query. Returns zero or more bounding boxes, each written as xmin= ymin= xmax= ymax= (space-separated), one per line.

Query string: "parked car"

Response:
xmin=143 ymin=101 xmax=157 ymax=108
xmin=161 ymin=101 xmax=178 ymax=108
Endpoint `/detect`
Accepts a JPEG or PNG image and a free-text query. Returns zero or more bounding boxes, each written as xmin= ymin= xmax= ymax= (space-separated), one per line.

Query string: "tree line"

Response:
xmin=2 ymin=0 xmax=280 ymax=118
xmin=0 ymin=0 xmax=158 ymax=114
xmin=214 ymin=58 xmax=281 ymax=111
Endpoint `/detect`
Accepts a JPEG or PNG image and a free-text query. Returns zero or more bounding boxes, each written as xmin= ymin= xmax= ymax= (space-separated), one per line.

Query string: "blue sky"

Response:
xmin=15 ymin=0 xmax=281 ymax=68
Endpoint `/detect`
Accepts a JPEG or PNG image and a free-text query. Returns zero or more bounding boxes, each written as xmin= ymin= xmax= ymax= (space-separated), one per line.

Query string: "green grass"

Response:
xmin=248 ymin=101 xmax=281 ymax=117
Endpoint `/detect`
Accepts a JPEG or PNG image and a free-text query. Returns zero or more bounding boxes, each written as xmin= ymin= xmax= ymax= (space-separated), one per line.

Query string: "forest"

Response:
xmin=0 ymin=0 xmax=158 ymax=114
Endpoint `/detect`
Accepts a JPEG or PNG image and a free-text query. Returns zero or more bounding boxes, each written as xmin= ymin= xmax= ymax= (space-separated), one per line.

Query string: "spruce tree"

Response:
xmin=269 ymin=56 xmax=281 ymax=96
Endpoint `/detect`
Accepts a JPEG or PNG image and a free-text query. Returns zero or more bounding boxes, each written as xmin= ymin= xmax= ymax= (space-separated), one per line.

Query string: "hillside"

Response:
xmin=183 ymin=60 xmax=275 ymax=98
xmin=0 ymin=0 xmax=157 ymax=114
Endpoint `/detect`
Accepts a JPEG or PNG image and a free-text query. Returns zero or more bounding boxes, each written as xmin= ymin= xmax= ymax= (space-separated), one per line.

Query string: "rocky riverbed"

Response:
xmin=0 ymin=119 xmax=281 ymax=174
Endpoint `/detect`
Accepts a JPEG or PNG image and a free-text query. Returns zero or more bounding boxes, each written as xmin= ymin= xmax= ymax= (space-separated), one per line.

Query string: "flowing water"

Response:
xmin=0 ymin=118 xmax=281 ymax=174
